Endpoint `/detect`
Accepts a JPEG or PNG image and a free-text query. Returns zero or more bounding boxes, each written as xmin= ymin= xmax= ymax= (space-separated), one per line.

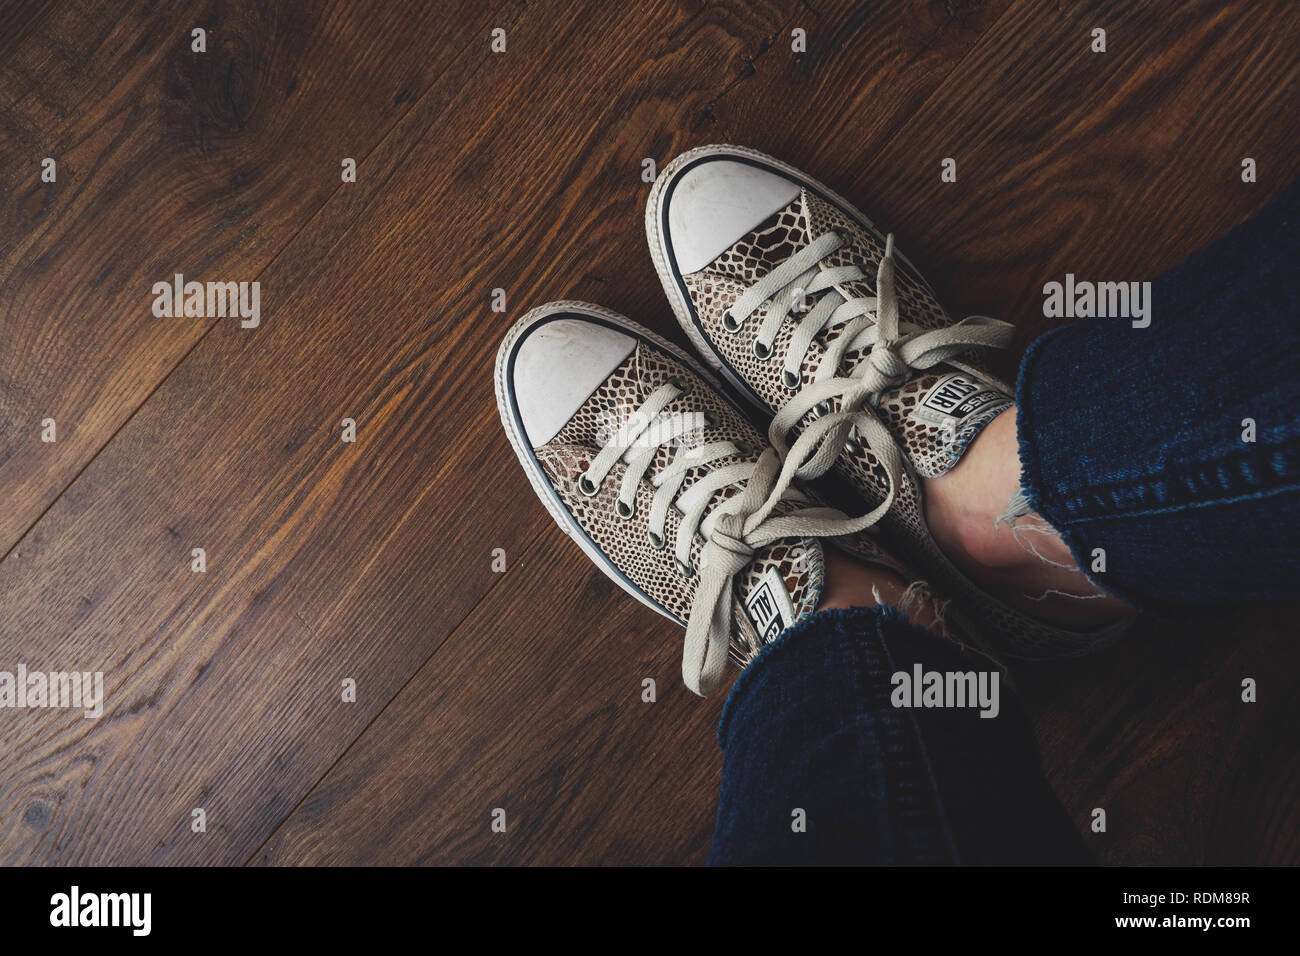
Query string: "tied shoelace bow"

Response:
xmin=727 ymin=232 xmax=1015 ymax=466
xmin=584 ymin=236 xmax=1014 ymax=696
xmin=580 ymin=379 xmax=886 ymax=696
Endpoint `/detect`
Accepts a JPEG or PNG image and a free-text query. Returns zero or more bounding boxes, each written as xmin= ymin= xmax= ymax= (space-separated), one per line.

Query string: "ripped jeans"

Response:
xmin=708 ymin=180 xmax=1300 ymax=865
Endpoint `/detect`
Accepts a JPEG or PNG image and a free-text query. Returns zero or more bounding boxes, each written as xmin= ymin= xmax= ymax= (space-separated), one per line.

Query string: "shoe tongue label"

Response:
xmin=909 ymin=372 xmax=1009 ymax=436
xmin=744 ymin=566 xmax=797 ymax=645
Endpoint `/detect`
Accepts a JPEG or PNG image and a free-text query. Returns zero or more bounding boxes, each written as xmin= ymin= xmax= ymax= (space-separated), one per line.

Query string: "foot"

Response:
xmin=647 ymin=145 xmax=1128 ymax=657
xmin=496 ymin=301 xmax=939 ymax=696
xmin=924 ymin=407 xmax=1130 ymax=630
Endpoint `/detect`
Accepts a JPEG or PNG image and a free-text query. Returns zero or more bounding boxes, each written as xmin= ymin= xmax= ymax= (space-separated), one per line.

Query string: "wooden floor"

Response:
xmin=0 ymin=0 xmax=1296 ymax=866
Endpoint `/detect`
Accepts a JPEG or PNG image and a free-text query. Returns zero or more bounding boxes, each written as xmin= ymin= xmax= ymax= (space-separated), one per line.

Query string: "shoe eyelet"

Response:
xmin=616 ymin=500 xmax=635 ymax=519
xmin=647 ymin=530 xmax=666 ymax=550
xmin=815 ymin=401 xmax=833 ymax=417
xmin=579 ymin=473 xmax=600 ymax=496
xmin=732 ymin=441 xmax=751 ymax=458
xmin=722 ymin=311 xmax=742 ymax=333
xmin=703 ymin=411 xmax=717 ymax=428
xmin=844 ymin=437 xmax=863 ymax=456
xmin=782 ymin=370 xmax=800 ymax=390
xmin=676 ymin=557 xmax=695 ymax=579
xmin=752 ymin=341 xmax=772 ymax=359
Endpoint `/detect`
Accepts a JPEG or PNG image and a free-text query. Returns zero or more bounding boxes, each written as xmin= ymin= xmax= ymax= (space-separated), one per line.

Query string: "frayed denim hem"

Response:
xmin=1014 ymin=329 xmax=1140 ymax=611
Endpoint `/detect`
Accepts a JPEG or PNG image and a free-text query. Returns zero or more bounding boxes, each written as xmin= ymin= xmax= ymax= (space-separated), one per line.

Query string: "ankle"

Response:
xmin=925 ymin=486 xmax=1026 ymax=572
xmin=923 ymin=423 xmax=1032 ymax=571
xmin=816 ymin=549 xmax=947 ymax=634
xmin=816 ymin=549 xmax=908 ymax=611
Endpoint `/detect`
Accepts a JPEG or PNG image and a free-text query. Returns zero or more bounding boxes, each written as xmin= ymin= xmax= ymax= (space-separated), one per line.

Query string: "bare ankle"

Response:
xmin=816 ymin=549 xmax=908 ymax=611
xmin=921 ymin=407 xmax=1131 ymax=630
xmin=816 ymin=549 xmax=948 ymax=635
xmin=924 ymin=407 xmax=1030 ymax=570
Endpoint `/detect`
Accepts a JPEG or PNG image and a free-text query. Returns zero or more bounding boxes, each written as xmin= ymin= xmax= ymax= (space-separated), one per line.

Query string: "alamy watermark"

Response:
xmin=0 ymin=665 xmax=104 ymax=718
xmin=152 ymin=273 xmax=260 ymax=328
xmin=1043 ymin=274 xmax=1151 ymax=328
xmin=891 ymin=664 xmax=1000 ymax=718
xmin=50 ymin=886 xmax=150 ymax=936
xmin=593 ymin=407 xmax=717 ymax=457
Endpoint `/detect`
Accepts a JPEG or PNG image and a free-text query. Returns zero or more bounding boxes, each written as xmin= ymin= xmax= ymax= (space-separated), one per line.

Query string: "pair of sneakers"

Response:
xmin=496 ymin=145 xmax=1121 ymax=696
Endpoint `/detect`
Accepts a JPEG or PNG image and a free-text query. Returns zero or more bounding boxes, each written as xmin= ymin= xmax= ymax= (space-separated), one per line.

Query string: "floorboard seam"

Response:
xmin=0 ymin=0 xmax=520 ymax=572
xmin=242 ymin=522 xmax=552 ymax=864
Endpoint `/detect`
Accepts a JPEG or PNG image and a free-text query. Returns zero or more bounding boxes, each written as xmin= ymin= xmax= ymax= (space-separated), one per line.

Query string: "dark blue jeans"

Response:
xmin=709 ymin=182 xmax=1300 ymax=866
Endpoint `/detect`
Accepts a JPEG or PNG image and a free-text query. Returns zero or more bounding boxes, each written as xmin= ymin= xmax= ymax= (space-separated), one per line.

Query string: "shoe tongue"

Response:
xmin=731 ymin=537 xmax=824 ymax=648
xmin=864 ymin=363 xmax=1014 ymax=478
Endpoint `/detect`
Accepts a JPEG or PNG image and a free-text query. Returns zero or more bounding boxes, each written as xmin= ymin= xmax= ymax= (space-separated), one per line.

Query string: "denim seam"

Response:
xmin=1045 ymin=438 xmax=1300 ymax=521
xmin=1045 ymin=424 xmax=1296 ymax=490
xmin=874 ymin=622 xmax=962 ymax=865
xmin=1016 ymin=329 xmax=1300 ymax=526
xmin=1053 ymin=477 xmax=1300 ymax=526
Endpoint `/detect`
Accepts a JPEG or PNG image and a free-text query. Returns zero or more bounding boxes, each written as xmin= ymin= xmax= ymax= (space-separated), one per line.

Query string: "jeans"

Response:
xmin=1017 ymin=178 xmax=1300 ymax=611
xmin=709 ymin=181 xmax=1300 ymax=866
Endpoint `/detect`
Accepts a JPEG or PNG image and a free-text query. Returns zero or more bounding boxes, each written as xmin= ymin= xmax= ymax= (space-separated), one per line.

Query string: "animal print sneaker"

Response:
xmin=496 ymin=301 xmax=944 ymax=696
xmin=647 ymin=145 xmax=1125 ymax=657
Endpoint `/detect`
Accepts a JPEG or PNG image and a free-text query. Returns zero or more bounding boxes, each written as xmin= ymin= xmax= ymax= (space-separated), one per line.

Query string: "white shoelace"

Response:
xmin=581 ymin=379 xmax=885 ymax=696
xmin=728 ymin=231 xmax=1015 ymax=464
xmin=588 ymin=235 xmax=1014 ymax=696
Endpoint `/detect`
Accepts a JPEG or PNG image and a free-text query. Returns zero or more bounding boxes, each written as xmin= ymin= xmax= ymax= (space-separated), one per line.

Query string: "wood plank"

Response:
xmin=825 ymin=0 xmax=1300 ymax=353
xmin=579 ymin=0 xmax=1014 ymax=344
xmin=0 ymin=0 xmax=818 ymax=865
xmin=0 ymin=0 xmax=55 ymax=66
xmin=253 ymin=536 xmax=729 ymax=866
xmin=0 ymin=0 xmax=501 ymax=552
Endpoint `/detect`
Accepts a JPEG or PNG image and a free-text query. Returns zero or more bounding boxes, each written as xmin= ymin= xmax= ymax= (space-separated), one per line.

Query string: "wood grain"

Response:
xmin=825 ymin=0 xmax=1300 ymax=350
xmin=0 ymin=0 xmax=55 ymax=65
xmin=0 ymin=0 xmax=503 ymax=551
xmin=0 ymin=0 xmax=533 ymax=863
xmin=0 ymin=0 xmax=836 ymax=864
xmin=252 ymin=537 xmax=729 ymax=866
xmin=0 ymin=0 xmax=1296 ymax=866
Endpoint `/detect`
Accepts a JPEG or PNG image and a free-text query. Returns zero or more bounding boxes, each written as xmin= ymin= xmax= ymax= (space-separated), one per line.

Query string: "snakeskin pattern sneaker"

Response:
xmin=647 ymin=145 xmax=1126 ymax=658
xmin=497 ymin=301 xmax=940 ymax=696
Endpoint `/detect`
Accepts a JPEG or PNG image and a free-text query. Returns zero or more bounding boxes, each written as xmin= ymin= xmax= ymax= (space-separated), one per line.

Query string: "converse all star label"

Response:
xmin=909 ymin=372 xmax=1007 ymax=430
xmin=744 ymin=565 xmax=796 ymax=644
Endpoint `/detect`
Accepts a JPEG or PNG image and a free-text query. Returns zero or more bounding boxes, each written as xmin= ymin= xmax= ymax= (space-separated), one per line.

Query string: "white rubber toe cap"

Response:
xmin=665 ymin=159 xmax=801 ymax=275
xmin=511 ymin=316 xmax=636 ymax=446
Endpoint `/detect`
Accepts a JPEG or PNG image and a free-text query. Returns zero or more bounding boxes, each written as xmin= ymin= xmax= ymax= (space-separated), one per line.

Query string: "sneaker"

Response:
xmin=647 ymin=145 xmax=1125 ymax=657
xmin=496 ymin=301 xmax=937 ymax=695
